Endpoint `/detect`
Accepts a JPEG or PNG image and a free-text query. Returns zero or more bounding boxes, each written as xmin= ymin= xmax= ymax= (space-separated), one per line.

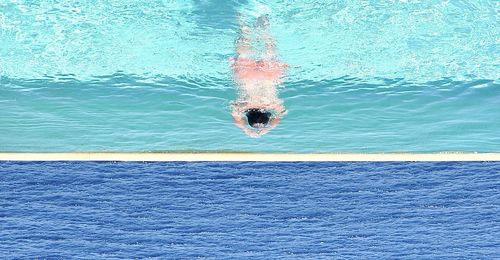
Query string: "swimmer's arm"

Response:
xmin=232 ymin=112 xmax=261 ymax=138
xmin=232 ymin=112 xmax=246 ymax=129
xmin=257 ymin=117 xmax=280 ymax=136
xmin=244 ymin=128 xmax=261 ymax=137
xmin=273 ymin=103 xmax=287 ymax=117
xmin=270 ymin=117 xmax=281 ymax=127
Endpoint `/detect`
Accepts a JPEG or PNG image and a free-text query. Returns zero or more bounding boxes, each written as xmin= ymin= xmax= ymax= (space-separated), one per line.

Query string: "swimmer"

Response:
xmin=230 ymin=14 xmax=288 ymax=138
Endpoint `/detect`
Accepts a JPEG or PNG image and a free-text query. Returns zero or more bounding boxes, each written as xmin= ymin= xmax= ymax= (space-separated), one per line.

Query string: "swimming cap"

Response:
xmin=245 ymin=109 xmax=271 ymax=128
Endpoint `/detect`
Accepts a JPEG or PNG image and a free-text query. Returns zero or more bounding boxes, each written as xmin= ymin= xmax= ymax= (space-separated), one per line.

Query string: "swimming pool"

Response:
xmin=0 ymin=0 xmax=498 ymax=152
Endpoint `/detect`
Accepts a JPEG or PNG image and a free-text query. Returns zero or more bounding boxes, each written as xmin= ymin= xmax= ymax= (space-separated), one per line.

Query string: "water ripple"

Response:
xmin=0 ymin=161 xmax=498 ymax=258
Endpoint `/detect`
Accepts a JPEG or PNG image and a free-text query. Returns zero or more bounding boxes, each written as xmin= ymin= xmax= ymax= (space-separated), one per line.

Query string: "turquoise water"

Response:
xmin=1 ymin=0 xmax=499 ymax=152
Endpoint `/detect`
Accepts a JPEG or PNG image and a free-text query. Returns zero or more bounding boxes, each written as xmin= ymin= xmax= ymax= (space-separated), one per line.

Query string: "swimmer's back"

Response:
xmin=230 ymin=57 xmax=287 ymax=81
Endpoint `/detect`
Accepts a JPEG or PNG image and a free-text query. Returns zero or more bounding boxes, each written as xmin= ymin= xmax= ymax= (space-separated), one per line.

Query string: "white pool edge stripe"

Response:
xmin=0 ymin=153 xmax=499 ymax=161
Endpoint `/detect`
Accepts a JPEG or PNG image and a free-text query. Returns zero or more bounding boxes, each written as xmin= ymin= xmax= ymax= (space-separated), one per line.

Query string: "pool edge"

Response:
xmin=1 ymin=153 xmax=499 ymax=161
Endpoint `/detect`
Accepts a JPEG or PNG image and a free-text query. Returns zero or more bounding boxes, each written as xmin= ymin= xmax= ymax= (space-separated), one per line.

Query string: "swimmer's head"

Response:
xmin=246 ymin=109 xmax=271 ymax=129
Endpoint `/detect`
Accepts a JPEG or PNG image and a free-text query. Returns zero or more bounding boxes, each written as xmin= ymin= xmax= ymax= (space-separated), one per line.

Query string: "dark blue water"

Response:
xmin=1 ymin=162 xmax=499 ymax=258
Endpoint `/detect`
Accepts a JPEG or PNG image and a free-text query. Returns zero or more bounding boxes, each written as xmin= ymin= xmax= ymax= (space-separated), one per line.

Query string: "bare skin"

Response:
xmin=231 ymin=15 xmax=287 ymax=138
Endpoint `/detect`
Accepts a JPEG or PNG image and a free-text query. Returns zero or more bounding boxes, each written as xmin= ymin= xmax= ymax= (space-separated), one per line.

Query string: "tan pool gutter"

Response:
xmin=0 ymin=153 xmax=499 ymax=162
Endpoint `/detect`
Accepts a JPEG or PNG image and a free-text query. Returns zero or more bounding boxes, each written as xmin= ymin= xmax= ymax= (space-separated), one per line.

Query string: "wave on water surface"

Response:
xmin=0 ymin=0 xmax=498 ymax=82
